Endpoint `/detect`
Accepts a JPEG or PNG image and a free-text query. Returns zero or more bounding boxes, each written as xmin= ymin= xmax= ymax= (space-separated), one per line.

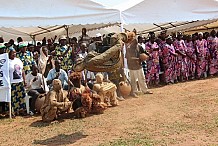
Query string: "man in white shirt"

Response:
xmin=26 ymin=65 xmax=46 ymax=114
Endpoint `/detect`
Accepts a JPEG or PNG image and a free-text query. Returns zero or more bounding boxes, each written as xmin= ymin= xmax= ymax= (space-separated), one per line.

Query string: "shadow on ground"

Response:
xmin=33 ymin=132 xmax=88 ymax=146
xmin=29 ymin=112 xmax=76 ymax=127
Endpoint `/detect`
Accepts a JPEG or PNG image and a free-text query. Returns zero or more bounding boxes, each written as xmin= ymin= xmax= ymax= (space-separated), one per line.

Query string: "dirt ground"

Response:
xmin=1 ymin=78 xmax=218 ymax=146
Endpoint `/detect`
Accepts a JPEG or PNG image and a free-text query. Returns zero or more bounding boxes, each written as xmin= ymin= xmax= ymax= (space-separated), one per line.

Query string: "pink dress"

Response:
xmin=207 ymin=36 xmax=218 ymax=75
xmin=195 ymin=39 xmax=209 ymax=78
xmin=162 ymin=43 xmax=177 ymax=84
xmin=174 ymin=40 xmax=188 ymax=80
xmin=185 ymin=41 xmax=197 ymax=78
xmin=145 ymin=41 xmax=160 ymax=84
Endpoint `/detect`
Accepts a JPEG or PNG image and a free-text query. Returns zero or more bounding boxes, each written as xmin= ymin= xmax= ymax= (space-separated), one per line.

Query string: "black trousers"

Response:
xmin=28 ymin=88 xmax=45 ymax=112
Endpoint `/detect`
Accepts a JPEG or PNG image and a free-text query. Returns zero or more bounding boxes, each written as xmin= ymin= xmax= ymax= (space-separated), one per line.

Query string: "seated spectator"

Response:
xmin=25 ymin=65 xmax=46 ymax=114
xmin=47 ymin=60 xmax=68 ymax=90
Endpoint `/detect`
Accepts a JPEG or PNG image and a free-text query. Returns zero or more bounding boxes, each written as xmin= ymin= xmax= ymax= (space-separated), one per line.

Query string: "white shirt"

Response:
xmin=26 ymin=73 xmax=43 ymax=90
xmin=76 ymin=51 xmax=87 ymax=60
xmin=9 ymin=58 xmax=23 ymax=83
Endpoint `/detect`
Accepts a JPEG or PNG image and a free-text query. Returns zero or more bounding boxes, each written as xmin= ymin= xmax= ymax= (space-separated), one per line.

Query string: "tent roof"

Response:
xmin=0 ymin=0 xmax=218 ymax=41
xmin=122 ymin=0 xmax=218 ymax=24
xmin=0 ymin=0 xmax=120 ymax=27
xmin=183 ymin=20 xmax=218 ymax=34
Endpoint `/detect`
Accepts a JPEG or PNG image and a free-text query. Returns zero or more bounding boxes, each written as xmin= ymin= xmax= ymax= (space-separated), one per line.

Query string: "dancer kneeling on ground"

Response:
xmin=93 ymin=73 xmax=118 ymax=106
xmin=40 ymin=79 xmax=71 ymax=122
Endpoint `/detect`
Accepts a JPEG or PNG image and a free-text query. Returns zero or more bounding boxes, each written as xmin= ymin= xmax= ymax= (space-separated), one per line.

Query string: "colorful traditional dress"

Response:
xmin=207 ymin=36 xmax=218 ymax=75
xmin=17 ymin=51 xmax=36 ymax=74
xmin=185 ymin=41 xmax=197 ymax=78
xmin=174 ymin=40 xmax=188 ymax=80
xmin=55 ymin=45 xmax=73 ymax=71
xmin=145 ymin=41 xmax=160 ymax=84
xmin=195 ymin=39 xmax=209 ymax=78
xmin=9 ymin=57 xmax=26 ymax=113
xmin=162 ymin=43 xmax=177 ymax=84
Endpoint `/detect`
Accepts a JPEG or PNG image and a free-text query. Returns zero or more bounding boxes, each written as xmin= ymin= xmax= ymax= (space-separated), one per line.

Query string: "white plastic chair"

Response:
xmin=25 ymin=92 xmax=32 ymax=114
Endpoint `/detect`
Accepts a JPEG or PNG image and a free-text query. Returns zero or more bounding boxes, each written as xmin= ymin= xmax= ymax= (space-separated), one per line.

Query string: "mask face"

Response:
xmin=53 ymin=79 xmax=62 ymax=90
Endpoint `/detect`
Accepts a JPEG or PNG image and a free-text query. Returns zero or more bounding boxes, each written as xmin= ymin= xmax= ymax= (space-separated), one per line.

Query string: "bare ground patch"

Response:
xmin=1 ymin=78 xmax=218 ymax=146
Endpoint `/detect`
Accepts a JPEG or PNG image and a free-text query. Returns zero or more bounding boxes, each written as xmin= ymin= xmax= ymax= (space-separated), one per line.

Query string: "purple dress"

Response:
xmin=174 ymin=40 xmax=188 ymax=80
xmin=145 ymin=42 xmax=160 ymax=84
xmin=162 ymin=43 xmax=177 ymax=84
xmin=185 ymin=41 xmax=197 ymax=78
xmin=207 ymin=36 xmax=218 ymax=75
xmin=195 ymin=39 xmax=209 ymax=78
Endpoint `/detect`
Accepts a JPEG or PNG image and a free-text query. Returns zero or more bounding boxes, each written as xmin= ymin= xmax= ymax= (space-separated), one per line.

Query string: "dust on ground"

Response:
xmin=0 ymin=78 xmax=218 ymax=146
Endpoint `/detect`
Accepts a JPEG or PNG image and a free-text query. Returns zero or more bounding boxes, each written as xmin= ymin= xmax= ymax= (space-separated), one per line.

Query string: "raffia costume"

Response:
xmin=40 ymin=79 xmax=72 ymax=122
xmin=74 ymin=33 xmax=127 ymax=72
xmin=93 ymin=73 xmax=118 ymax=106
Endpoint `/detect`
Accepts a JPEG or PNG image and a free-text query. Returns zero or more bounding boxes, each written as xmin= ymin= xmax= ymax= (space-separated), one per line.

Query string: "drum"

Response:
xmin=139 ymin=53 xmax=149 ymax=61
xmin=35 ymin=96 xmax=45 ymax=113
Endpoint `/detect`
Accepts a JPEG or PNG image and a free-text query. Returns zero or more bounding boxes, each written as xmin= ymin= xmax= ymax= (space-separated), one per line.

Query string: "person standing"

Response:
xmin=174 ymin=32 xmax=188 ymax=81
xmin=55 ymin=36 xmax=73 ymax=71
xmin=138 ymin=36 xmax=147 ymax=78
xmin=8 ymin=48 xmax=26 ymax=116
xmin=125 ymin=32 xmax=152 ymax=98
xmin=78 ymin=28 xmax=91 ymax=46
xmin=145 ymin=32 xmax=160 ymax=86
xmin=195 ymin=32 xmax=209 ymax=79
xmin=162 ymin=36 xmax=178 ymax=84
xmin=207 ymin=30 xmax=218 ymax=76
xmin=185 ymin=35 xmax=197 ymax=79
xmin=16 ymin=42 xmax=36 ymax=75
xmin=38 ymin=46 xmax=49 ymax=75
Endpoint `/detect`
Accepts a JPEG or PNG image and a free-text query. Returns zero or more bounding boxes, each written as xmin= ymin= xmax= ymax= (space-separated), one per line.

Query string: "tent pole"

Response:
xmin=30 ymin=35 xmax=36 ymax=45
xmin=9 ymin=102 xmax=11 ymax=119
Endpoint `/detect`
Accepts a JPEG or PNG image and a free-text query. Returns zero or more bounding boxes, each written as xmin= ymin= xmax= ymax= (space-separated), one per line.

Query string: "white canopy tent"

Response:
xmin=0 ymin=0 xmax=122 ymax=41
xmin=0 ymin=0 xmax=120 ymax=27
xmin=0 ymin=23 xmax=119 ymax=41
xmin=121 ymin=0 xmax=218 ymax=24
xmin=0 ymin=0 xmax=218 ymax=41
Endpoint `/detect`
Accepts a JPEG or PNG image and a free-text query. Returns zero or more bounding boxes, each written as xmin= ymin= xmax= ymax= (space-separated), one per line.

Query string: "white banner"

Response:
xmin=0 ymin=53 xmax=11 ymax=102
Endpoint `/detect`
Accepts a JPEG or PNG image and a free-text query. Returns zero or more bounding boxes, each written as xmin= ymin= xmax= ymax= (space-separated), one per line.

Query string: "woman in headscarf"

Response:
xmin=162 ymin=36 xmax=178 ymax=84
xmin=16 ymin=42 xmax=36 ymax=75
xmin=185 ymin=35 xmax=197 ymax=80
xmin=195 ymin=32 xmax=209 ymax=79
xmin=38 ymin=46 xmax=48 ymax=75
xmin=207 ymin=30 xmax=218 ymax=76
xmin=173 ymin=32 xmax=188 ymax=81
xmin=145 ymin=32 xmax=160 ymax=86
